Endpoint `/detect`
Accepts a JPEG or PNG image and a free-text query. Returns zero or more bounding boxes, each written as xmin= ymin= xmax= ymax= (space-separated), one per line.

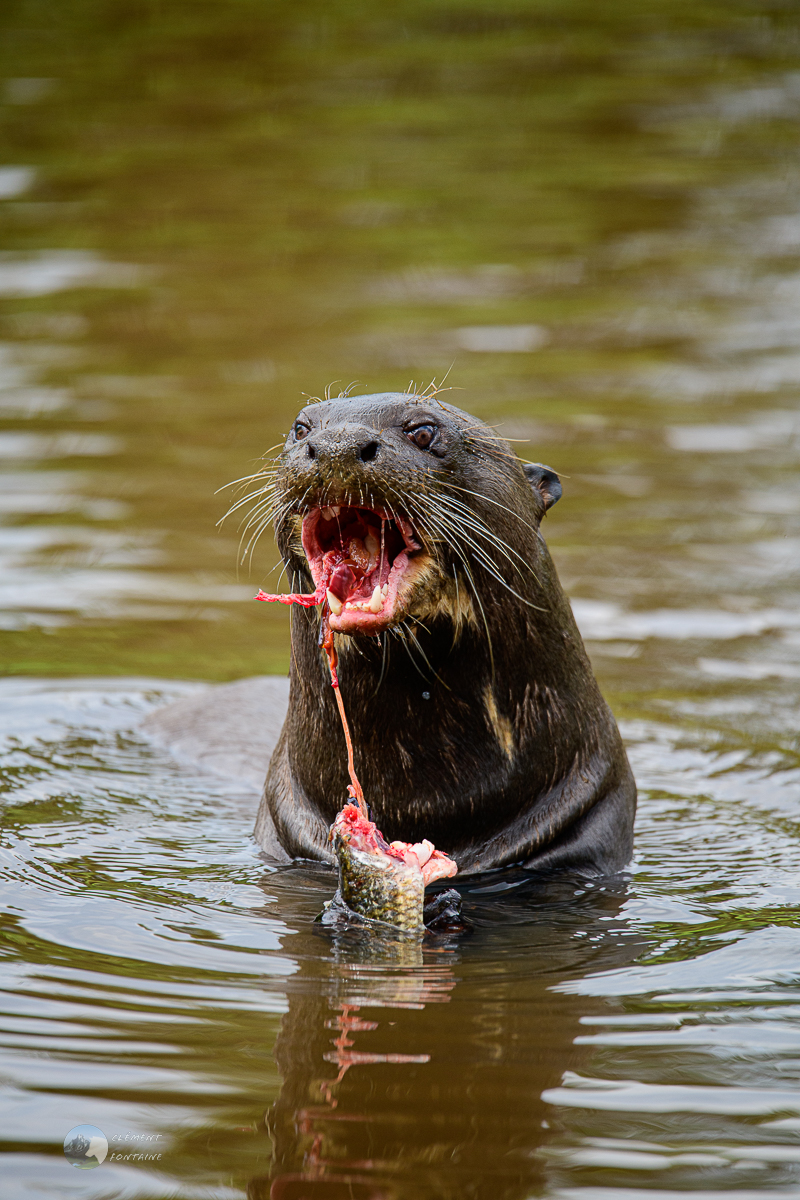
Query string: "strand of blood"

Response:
xmin=320 ymin=618 xmax=366 ymax=814
xmin=256 ymin=586 xmax=367 ymax=817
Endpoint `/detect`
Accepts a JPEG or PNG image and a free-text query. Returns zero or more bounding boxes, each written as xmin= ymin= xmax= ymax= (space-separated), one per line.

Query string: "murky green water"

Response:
xmin=2 ymin=2 xmax=800 ymax=1197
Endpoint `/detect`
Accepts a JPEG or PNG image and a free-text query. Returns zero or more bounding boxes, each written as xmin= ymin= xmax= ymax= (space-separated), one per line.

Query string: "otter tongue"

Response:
xmin=328 ymin=563 xmax=358 ymax=603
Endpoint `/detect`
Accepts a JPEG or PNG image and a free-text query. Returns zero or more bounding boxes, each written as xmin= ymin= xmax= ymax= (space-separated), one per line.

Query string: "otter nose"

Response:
xmin=306 ymin=424 xmax=380 ymax=465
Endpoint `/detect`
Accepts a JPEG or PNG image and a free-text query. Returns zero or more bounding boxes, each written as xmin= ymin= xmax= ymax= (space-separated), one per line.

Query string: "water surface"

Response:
xmin=1 ymin=2 xmax=800 ymax=1197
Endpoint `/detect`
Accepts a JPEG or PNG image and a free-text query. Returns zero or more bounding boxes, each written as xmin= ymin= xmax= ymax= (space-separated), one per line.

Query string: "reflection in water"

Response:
xmin=0 ymin=250 xmax=147 ymax=297
xmin=264 ymin=943 xmax=452 ymax=1200
xmin=256 ymin=882 xmax=644 ymax=1200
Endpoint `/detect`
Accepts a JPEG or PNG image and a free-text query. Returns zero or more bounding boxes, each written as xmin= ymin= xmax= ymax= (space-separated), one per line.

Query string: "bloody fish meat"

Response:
xmin=331 ymin=802 xmax=457 ymax=932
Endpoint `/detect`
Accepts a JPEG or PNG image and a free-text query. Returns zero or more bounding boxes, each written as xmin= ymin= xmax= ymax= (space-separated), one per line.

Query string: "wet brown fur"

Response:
xmin=254 ymin=392 xmax=636 ymax=876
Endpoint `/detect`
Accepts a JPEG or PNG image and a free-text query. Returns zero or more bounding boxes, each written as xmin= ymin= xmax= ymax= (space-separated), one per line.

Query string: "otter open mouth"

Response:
xmin=301 ymin=505 xmax=424 ymax=634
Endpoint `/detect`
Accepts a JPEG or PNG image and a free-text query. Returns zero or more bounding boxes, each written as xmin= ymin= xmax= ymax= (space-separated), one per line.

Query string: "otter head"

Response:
xmin=269 ymin=392 xmax=561 ymax=637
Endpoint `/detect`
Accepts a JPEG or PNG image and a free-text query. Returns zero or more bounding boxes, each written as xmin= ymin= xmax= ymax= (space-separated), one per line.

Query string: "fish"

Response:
xmin=330 ymin=802 xmax=458 ymax=933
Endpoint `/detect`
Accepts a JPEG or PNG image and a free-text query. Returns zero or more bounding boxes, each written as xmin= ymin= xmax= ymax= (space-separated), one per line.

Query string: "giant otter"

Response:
xmin=252 ymin=390 xmax=635 ymax=874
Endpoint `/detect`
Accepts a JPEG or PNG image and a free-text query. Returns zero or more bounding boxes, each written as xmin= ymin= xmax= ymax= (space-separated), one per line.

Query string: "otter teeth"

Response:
xmin=328 ymin=584 xmax=385 ymax=617
xmin=321 ymin=506 xmax=340 ymax=520
xmin=368 ymin=585 xmax=384 ymax=613
xmin=364 ymin=532 xmax=380 ymax=565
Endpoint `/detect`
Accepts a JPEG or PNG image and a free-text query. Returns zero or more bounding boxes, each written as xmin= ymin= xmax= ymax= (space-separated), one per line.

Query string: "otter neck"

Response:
xmin=286 ymin=580 xmax=601 ymax=853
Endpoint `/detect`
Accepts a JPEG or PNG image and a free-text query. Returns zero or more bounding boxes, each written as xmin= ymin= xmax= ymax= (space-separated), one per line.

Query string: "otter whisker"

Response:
xmin=217 ymin=475 xmax=279 ymax=504
xmin=242 ymin=485 xmax=310 ymax=567
xmin=405 ymin=621 xmax=452 ymax=692
xmin=345 ymin=634 xmax=369 ymax=660
xmin=460 ymin=436 xmax=528 ymax=463
xmin=425 ymin=516 xmax=508 ymax=589
xmin=431 ymin=495 xmax=530 ymax=570
xmin=380 ymin=494 xmax=404 ymax=534
xmin=424 ymin=496 xmax=537 ymax=585
xmin=443 ymin=483 xmax=542 ymax=538
xmin=373 ymin=631 xmax=390 ymax=697
xmin=392 ymin=497 xmax=495 ymax=651
xmin=238 ymin=504 xmax=281 ymax=566
xmin=243 ymin=528 xmax=275 ymax=571
xmin=237 ymin=496 xmax=275 ymax=535
xmin=244 ymin=487 xmax=291 ymax=528
xmin=238 ymin=504 xmax=276 ymax=544
xmin=455 ymin=423 xmax=531 ymax=446
xmin=274 ymin=483 xmax=316 ymax=535
xmin=397 ymin=620 xmax=433 ymax=684
xmin=240 ymin=506 xmax=280 ymax=547
xmin=462 ymin=560 xmax=494 ymax=677
xmin=257 ymin=556 xmax=289 ymax=585
xmin=219 ymin=467 xmax=279 ymax=494
xmin=224 ymin=496 xmax=279 ymax=533
xmin=238 ymin=489 xmax=280 ymax=528
xmin=412 ymin=496 xmax=543 ymax=608
xmin=451 ymin=563 xmax=465 ymax=649
xmin=426 ymin=489 xmax=544 ymax=592
xmin=413 ymin=364 xmax=460 ymax=406
xmin=403 ymin=501 xmax=500 ymax=658
xmin=273 ymin=559 xmax=291 ymax=592
xmin=244 ymin=517 xmax=279 ymax=569
xmin=219 ymin=482 xmax=278 ymax=524
xmin=215 ymin=464 xmax=280 ymax=495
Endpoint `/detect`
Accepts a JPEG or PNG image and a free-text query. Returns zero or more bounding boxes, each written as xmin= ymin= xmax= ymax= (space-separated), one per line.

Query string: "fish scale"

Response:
xmin=331 ymin=820 xmax=426 ymax=932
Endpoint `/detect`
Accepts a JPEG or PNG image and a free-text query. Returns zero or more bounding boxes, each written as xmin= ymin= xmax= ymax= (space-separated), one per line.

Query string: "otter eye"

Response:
xmin=407 ymin=424 xmax=437 ymax=450
xmin=293 ymin=422 xmax=310 ymax=440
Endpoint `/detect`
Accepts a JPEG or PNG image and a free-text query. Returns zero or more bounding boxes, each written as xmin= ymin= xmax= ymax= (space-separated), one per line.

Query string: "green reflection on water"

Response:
xmin=0 ymin=0 xmax=798 ymax=748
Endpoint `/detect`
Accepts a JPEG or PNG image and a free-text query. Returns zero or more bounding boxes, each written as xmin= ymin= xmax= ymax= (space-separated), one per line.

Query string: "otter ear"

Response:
xmin=524 ymin=462 xmax=562 ymax=510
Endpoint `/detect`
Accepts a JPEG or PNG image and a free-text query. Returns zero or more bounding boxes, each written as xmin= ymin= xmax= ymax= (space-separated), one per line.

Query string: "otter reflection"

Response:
xmin=250 ymin=875 xmax=647 ymax=1200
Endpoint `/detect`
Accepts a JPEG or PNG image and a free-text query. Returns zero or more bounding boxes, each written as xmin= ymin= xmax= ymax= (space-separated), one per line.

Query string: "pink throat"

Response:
xmin=255 ymin=504 xmax=420 ymax=635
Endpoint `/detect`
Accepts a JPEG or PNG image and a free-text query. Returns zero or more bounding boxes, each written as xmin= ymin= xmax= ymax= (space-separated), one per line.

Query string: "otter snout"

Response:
xmin=303 ymin=422 xmax=381 ymax=469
